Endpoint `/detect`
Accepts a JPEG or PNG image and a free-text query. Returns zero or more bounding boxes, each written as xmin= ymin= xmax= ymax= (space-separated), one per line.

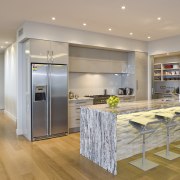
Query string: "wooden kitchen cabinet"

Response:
xmin=68 ymin=99 xmax=93 ymax=133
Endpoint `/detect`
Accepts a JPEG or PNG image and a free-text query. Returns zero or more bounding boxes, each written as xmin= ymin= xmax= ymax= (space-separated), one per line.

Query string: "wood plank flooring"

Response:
xmin=0 ymin=111 xmax=179 ymax=180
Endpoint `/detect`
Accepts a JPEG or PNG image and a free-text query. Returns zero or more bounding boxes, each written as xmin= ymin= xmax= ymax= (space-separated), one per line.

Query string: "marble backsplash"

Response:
xmin=69 ymin=88 xmax=118 ymax=96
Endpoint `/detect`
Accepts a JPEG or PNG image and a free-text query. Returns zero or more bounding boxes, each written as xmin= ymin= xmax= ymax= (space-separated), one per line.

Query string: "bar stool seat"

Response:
xmin=129 ymin=117 xmax=161 ymax=171
xmin=154 ymin=112 xmax=180 ymax=160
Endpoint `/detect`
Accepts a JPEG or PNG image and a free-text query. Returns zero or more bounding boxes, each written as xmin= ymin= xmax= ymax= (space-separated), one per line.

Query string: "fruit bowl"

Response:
xmin=106 ymin=96 xmax=119 ymax=108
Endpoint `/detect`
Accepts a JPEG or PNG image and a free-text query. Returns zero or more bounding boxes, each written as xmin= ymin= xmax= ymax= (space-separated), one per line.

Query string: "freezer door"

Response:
xmin=32 ymin=64 xmax=48 ymax=139
xmin=50 ymin=65 xmax=68 ymax=135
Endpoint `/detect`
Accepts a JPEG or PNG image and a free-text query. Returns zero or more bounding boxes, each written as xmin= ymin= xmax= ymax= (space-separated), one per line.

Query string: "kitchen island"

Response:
xmin=80 ymin=99 xmax=180 ymax=175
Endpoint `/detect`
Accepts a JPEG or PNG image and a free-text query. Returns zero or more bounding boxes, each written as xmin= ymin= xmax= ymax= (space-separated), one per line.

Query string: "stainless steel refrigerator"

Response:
xmin=31 ymin=63 xmax=68 ymax=140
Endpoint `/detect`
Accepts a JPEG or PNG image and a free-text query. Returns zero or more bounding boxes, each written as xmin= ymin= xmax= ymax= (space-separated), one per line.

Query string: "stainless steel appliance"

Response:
xmin=31 ymin=63 xmax=68 ymax=140
xmin=124 ymin=88 xmax=134 ymax=95
xmin=118 ymin=88 xmax=125 ymax=95
xmin=85 ymin=95 xmax=110 ymax=104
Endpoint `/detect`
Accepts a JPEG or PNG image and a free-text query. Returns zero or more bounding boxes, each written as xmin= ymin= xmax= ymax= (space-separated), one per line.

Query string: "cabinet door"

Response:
xmin=69 ymin=57 xmax=127 ymax=73
xmin=135 ymin=52 xmax=148 ymax=100
xmin=51 ymin=42 xmax=68 ymax=64
xmin=30 ymin=39 xmax=50 ymax=63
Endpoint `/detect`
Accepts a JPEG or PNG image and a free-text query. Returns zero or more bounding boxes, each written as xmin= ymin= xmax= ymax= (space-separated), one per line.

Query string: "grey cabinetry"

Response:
xmin=22 ymin=39 xmax=69 ymax=141
xmin=68 ymin=99 xmax=93 ymax=133
xmin=135 ymin=52 xmax=148 ymax=100
xmin=29 ymin=39 xmax=68 ymax=64
xmin=127 ymin=52 xmax=148 ymax=100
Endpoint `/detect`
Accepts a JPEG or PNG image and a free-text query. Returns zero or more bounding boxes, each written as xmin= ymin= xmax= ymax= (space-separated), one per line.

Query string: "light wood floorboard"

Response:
xmin=0 ymin=111 xmax=179 ymax=180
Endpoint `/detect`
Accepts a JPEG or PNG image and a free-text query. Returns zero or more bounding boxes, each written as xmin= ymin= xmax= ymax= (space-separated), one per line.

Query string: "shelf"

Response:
xmin=163 ymin=75 xmax=179 ymax=76
xmin=163 ymin=80 xmax=180 ymax=81
xmin=154 ymin=92 xmax=172 ymax=94
xmin=163 ymin=68 xmax=179 ymax=70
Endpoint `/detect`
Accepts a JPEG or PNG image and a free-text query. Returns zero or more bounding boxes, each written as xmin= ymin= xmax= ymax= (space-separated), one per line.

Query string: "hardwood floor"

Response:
xmin=0 ymin=111 xmax=179 ymax=180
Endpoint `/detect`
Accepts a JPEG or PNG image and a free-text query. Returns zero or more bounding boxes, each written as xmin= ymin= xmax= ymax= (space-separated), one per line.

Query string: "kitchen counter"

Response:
xmin=68 ymin=97 xmax=93 ymax=101
xmin=84 ymin=99 xmax=180 ymax=115
xmin=80 ymin=99 xmax=180 ymax=175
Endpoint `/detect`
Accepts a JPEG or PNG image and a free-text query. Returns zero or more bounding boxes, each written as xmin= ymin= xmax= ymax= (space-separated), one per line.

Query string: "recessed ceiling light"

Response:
xmin=108 ymin=28 xmax=112 ymax=31
xmin=0 ymin=46 xmax=4 ymax=49
xmin=83 ymin=23 xmax=87 ymax=26
xmin=157 ymin=17 xmax=161 ymax=21
xmin=147 ymin=36 xmax=151 ymax=39
xmin=25 ymin=50 xmax=30 ymax=54
xmin=5 ymin=41 xmax=9 ymax=44
xmin=51 ymin=17 xmax=56 ymax=21
xmin=129 ymin=32 xmax=133 ymax=36
xmin=121 ymin=5 xmax=126 ymax=10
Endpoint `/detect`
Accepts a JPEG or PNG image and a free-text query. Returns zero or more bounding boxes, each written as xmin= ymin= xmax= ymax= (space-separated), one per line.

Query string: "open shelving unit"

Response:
xmin=153 ymin=57 xmax=180 ymax=98
xmin=154 ymin=62 xmax=180 ymax=82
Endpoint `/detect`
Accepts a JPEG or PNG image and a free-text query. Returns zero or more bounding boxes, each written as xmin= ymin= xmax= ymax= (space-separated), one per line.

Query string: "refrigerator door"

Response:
xmin=32 ymin=64 xmax=48 ymax=139
xmin=50 ymin=64 xmax=68 ymax=135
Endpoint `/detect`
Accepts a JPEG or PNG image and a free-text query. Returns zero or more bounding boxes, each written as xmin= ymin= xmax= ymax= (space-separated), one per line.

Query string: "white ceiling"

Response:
xmin=1 ymin=0 xmax=180 ymax=53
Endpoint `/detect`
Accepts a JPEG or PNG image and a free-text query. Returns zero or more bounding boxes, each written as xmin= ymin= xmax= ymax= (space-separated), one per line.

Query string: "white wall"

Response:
xmin=69 ymin=73 xmax=122 ymax=96
xmin=0 ymin=54 xmax=4 ymax=109
xmin=148 ymin=35 xmax=180 ymax=55
xmin=4 ymin=43 xmax=17 ymax=120
xmin=18 ymin=21 xmax=148 ymax=52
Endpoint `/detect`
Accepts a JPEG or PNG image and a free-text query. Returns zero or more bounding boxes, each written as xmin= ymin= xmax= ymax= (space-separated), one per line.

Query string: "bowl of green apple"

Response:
xmin=106 ymin=96 xmax=120 ymax=108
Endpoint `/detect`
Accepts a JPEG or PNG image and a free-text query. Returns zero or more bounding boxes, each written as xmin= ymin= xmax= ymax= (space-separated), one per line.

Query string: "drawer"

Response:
xmin=69 ymin=117 xmax=80 ymax=128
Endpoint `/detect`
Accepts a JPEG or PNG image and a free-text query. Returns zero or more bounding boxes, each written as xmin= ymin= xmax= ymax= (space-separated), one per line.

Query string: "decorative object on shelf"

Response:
xmin=106 ymin=96 xmax=119 ymax=108
xmin=69 ymin=91 xmax=74 ymax=99
xmin=164 ymin=64 xmax=173 ymax=69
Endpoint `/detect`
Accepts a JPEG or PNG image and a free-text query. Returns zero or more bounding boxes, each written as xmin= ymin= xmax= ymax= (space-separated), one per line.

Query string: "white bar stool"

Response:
xmin=154 ymin=112 xmax=180 ymax=160
xmin=129 ymin=118 xmax=161 ymax=171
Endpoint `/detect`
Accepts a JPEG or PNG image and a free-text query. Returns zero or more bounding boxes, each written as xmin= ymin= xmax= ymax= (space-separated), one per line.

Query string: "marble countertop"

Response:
xmin=84 ymin=99 xmax=180 ymax=115
xmin=69 ymin=97 xmax=93 ymax=101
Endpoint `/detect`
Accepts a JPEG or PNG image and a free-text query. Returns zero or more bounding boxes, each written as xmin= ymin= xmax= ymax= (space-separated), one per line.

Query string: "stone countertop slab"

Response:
xmin=68 ymin=97 xmax=93 ymax=101
xmin=84 ymin=99 xmax=180 ymax=115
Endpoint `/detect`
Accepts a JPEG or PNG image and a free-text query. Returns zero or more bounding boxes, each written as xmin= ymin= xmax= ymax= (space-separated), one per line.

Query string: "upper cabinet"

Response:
xmin=69 ymin=45 xmax=128 ymax=73
xmin=27 ymin=39 xmax=68 ymax=64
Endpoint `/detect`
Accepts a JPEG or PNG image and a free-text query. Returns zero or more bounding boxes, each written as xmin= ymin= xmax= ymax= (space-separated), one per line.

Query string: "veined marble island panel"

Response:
xmin=80 ymin=100 xmax=180 ymax=175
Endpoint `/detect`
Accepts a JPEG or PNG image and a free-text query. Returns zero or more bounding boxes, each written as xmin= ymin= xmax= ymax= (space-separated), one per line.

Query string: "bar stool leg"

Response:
xmin=142 ymin=134 xmax=145 ymax=165
xmin=155 ymin=126 xmax=180 ymax=160
xmin=130 ymin=134 xmax=159 ymax=171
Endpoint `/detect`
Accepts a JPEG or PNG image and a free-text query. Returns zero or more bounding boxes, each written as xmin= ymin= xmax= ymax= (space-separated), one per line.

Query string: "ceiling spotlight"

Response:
xmin=157 ymin=17 xmax=161 ymax=21
xmin=5 ymin=41 xmax=9 ymax=44
xmin=108 ymin=28 xmax=112 ymax=31
xmin=121 ymin=6 xmax=126 ymax=10
xmin=83 ymin=23 xmax=87 ymax=26
xmin=51 ymin=17 xmax=56 ymax=21
xmin=0 ymin=46 xmax=4 ymax=49
xmin=129 ymin=32 xmax=133 ymax=35
xmin=147 ymin=36 xmax=151 ymax=39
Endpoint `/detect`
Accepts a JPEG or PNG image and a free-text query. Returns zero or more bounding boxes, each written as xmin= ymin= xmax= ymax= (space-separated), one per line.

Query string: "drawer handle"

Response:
xmin=76 ymin=108 xmax=81 ymax=110
xmin=76 ymin=119 xmax=80 ymax=121
xmin=76 ymin=102 xmax=85 ymax=104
